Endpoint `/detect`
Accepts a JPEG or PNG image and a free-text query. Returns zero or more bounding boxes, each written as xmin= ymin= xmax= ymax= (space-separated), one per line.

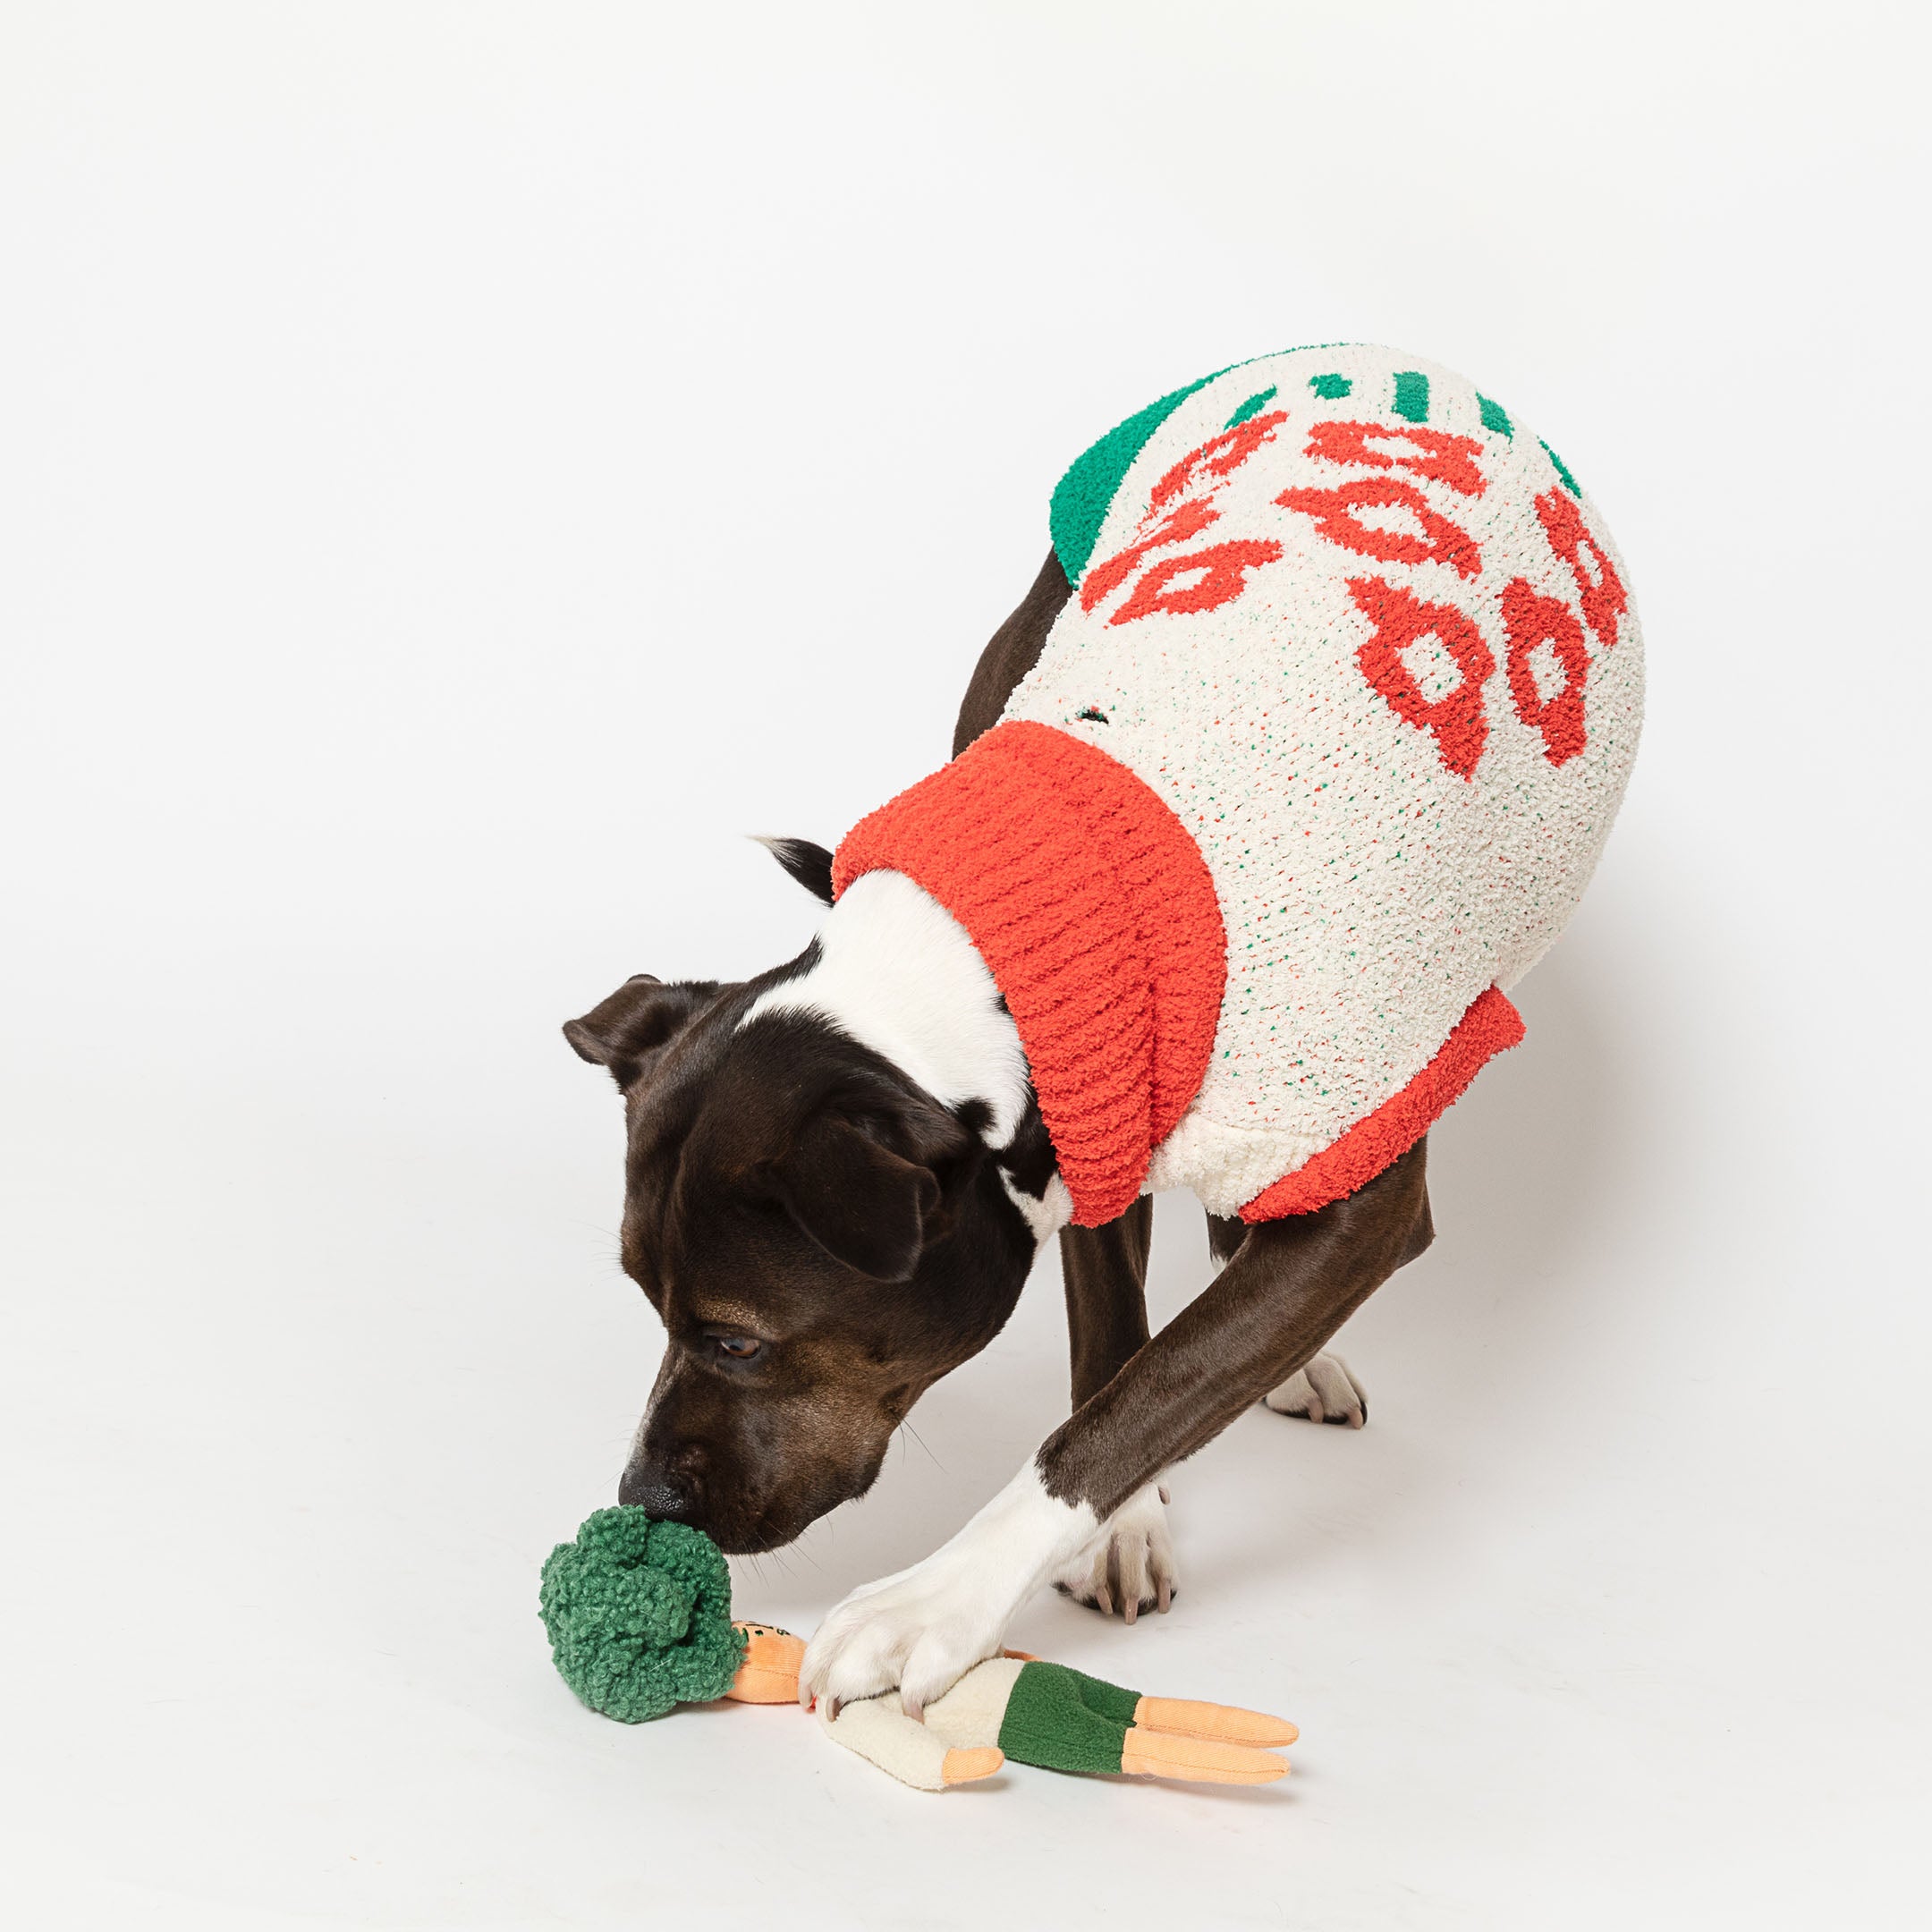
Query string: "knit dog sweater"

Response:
xmin=835 ymin=345 xmax=1643 ymax=1225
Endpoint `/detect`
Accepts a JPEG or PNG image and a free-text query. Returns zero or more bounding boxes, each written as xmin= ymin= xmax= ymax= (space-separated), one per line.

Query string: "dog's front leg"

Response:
xmin=800 ymin=1145 xmax=1431 ymax=1716
xmin=799 ymin=1462 xmax=1103 ymax=1719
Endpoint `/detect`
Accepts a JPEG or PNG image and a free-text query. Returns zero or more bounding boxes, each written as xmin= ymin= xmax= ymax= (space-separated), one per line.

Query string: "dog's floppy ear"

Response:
xmin=563 ymin=975 xmax=725 ymax=1091
xmin=754 ymin=836 xmax=835 ymax=907
xmin=766 ymin=1091 xmax=976 ymax=1283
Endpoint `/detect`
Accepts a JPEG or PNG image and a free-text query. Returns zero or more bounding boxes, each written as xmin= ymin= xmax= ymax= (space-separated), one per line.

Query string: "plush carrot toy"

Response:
xmin=539 ymin=1508 xmax=1295 ymax=1791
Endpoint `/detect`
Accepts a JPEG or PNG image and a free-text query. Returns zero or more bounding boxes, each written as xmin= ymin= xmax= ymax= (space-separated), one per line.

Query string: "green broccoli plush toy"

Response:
xmin=538 ymin=1507 xmax=748 ymax=1722
xmin=540 ymin=1507 xmax=1297 ymax=1791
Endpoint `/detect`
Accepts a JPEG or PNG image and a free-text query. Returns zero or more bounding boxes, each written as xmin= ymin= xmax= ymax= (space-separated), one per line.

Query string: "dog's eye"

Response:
xmin=714 ymin=1335 xmax=762 ymax=1360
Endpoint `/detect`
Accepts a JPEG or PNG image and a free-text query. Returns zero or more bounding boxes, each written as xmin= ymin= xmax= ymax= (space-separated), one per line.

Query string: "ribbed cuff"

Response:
xmin=833 ymin=721 xmax=1225 ymax=1226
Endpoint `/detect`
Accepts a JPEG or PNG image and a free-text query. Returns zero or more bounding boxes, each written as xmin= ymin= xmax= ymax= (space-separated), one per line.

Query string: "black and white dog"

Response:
xmin=564 ymin=337 xmax=1639 ymax=1716
xmin=564 ymin=549 xmax=1432 ymax=1718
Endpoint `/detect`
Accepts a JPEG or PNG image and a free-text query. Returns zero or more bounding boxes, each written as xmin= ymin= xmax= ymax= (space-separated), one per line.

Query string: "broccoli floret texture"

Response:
xmin=538 ymin=1507 xmax=747 ymax=1722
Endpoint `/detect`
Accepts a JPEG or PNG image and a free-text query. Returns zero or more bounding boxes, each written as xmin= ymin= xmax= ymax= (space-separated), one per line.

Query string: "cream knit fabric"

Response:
xmin=1001 ymin=344 xmax=1643 ymax=1216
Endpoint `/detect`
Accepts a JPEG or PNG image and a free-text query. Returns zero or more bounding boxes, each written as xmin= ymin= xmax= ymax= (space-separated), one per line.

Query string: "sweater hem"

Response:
xmin=1238 ymin=987 xmax=1525 ymax=1221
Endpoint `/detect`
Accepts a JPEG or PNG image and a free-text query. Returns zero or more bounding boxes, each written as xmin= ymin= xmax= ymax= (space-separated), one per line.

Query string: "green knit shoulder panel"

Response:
xmin=538 ymin=1508 xmax=747 ymax=1724
xmin=1049 ymin=372 xmax=1225 ymax=584
xmin=1048 ymin=345 xmax=1360 ymax=585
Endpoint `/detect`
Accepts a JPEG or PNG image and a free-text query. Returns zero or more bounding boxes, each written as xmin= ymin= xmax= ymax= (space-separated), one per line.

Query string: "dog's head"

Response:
xmin=564 ymin=842 xmax=1037 ymax=1553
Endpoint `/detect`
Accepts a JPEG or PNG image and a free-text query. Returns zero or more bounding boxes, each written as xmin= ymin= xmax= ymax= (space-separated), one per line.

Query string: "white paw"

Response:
xmin=1054 ymin=1480 xmax=1176 ymax=1623
xmin=1263 ymin=1351 xmax=1368 ymax=1428
xmin=799 ymin=1463 xmax=1097 ymax=1718
xmin=799 ymin=1555 xmax=1008 ymax=1722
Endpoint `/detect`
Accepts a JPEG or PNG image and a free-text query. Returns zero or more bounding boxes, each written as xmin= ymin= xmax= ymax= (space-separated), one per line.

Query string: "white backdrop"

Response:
xmin=3 ymin=4 xmax=1925 ymax=1926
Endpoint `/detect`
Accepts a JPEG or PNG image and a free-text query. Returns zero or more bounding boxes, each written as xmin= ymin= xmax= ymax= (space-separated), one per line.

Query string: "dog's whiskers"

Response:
xmin=898 ymin=1419 xmax=942 ymax=1470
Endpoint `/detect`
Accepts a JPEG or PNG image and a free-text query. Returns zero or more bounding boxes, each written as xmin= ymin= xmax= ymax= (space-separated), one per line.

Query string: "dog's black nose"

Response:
xmin=617 ymin=1446 xmax=707 ymax=1521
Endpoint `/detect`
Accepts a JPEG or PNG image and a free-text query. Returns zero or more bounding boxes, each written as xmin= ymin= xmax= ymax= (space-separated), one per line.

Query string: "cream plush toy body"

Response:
xmin=815 ymin=1649 xmax=1293 ymax=1790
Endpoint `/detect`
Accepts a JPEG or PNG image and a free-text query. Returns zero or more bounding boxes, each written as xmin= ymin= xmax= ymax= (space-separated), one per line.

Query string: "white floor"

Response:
xmin=4 ymin=898 xmax=1920 ymax=1928
xmin=4 ymin=4 xmax=1926 ymax=1926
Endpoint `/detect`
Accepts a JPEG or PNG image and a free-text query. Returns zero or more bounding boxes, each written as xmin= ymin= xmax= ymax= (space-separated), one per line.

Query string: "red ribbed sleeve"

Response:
xmin=832 ymin=721 xmax=1226 ymax=1227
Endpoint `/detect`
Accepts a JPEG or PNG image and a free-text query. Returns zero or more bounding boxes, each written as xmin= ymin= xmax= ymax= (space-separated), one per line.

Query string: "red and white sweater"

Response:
xmin=835 ymin=345 xmax=1644 ymax=1226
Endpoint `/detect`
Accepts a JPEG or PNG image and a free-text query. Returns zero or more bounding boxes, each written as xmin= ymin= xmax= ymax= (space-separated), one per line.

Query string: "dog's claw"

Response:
xmin=1264 ymin=1351 xmax=1368 ymax=1428
xmin=1053 ymin=1480 xmax=1176 ymax=1624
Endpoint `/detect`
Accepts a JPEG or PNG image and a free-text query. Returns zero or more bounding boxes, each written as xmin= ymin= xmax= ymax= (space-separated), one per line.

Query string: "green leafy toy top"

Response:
xmin=538 ymin=1506 xmax=748 ymax=1723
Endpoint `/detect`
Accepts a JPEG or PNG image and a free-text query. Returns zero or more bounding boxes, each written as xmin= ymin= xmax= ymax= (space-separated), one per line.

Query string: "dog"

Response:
xmin=564 ymin=345 xmax=1640 ymax=1716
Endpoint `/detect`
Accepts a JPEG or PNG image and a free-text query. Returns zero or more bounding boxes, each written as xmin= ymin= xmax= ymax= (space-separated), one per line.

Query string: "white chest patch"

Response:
xmin=746 ymin=869 xmax=1036 ymax=1148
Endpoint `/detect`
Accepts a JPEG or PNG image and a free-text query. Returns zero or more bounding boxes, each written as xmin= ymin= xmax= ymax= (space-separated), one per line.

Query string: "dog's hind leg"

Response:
xmin=1205 ymin=1153 xmax=1433 ymax=1431
xmin=1053 ymin=1198 xmax=1176 ymax=1620
xmin=1262 ymin=1353 xmax=1370 ymax=1428
xmin=1231 ymin=1190 xmax=1368 ymax=1426
xmin=1210 ymin=1209 xmax=1372 ymax=1419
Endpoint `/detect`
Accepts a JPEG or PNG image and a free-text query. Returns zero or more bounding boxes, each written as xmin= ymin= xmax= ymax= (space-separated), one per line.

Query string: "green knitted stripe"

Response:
xmin=1540 ymin=437 xmax=1582 ymax=496
xmin=1224 ymin=385 xmax=1277 ymax=428
xmin=1393 ymin=370 xmax=1430 ymax=422
xmin=1048 ymin=344 xmax=1362 ymax=584
xmin=1309 ymin=372 xmax=1352 ymax=399
xmin=1049 ymin=371 xmax=1225 ymax=583
xmin=1478 ymin=392 xmax=1513 ymax=437
xmin=996 ymin=1661 xmax=1133 ymax=1775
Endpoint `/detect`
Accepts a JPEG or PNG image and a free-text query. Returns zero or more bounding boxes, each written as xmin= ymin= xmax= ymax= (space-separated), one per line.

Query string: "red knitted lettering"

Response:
xmin=1110 ymin=539 xmax=1284 ymax=626
xmin=1080 ymin=499 xmax=1221 ymax=613
xmin=1277 ymin=479 xmax=1481 ymax=580
xmin=1148 ymin=411 xmax=1291 ymax=511
xmin=1304 ymin=419 xmax=1487 ymax=496
xmin=1502 ymin=578 xmax=1589 ymax=767
xmin=1347 ymin=577 xmax=1494 ymax=779
xmin=1534 ymin=487 xmax=1627 ymax=649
